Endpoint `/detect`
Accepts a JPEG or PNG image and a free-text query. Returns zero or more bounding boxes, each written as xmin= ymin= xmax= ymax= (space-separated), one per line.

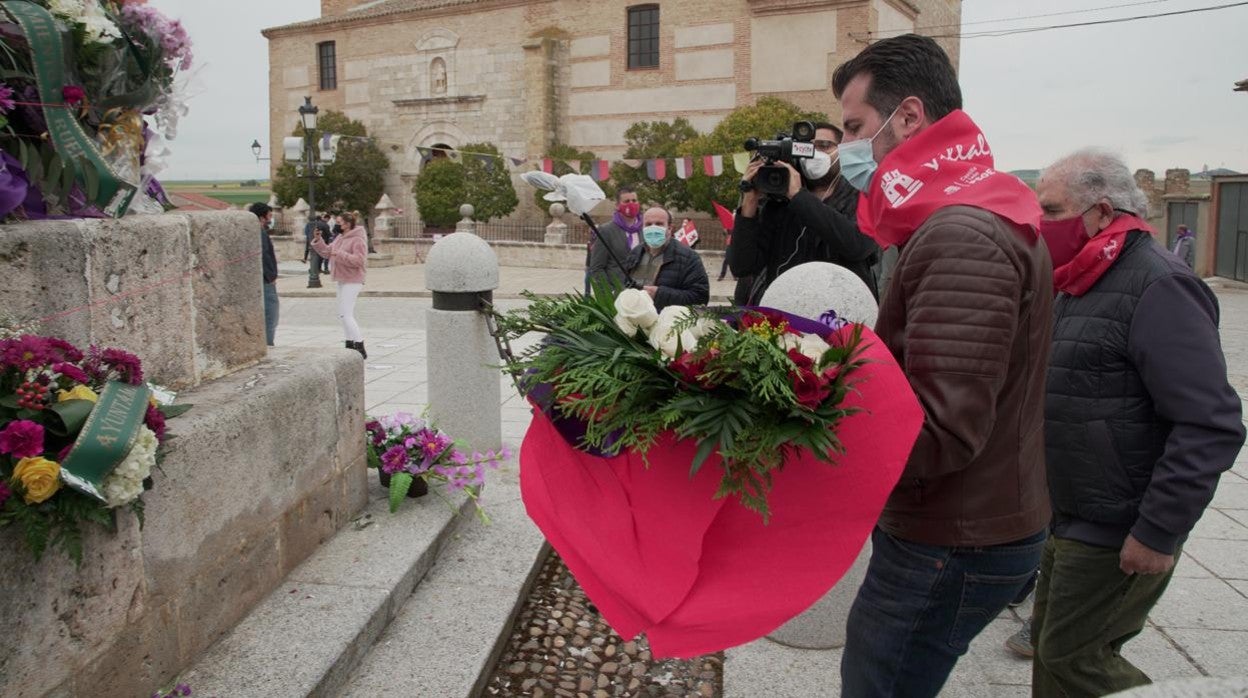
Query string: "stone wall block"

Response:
xmin=186 ymin=211 xmax=268 ymax=383
xmin=0 ymin=514 xmax=144 ymax=698
xmin=0 ymin=221 xmax=91 ymax=345
xmin=82 ymin=215 xmax=198 ymax=389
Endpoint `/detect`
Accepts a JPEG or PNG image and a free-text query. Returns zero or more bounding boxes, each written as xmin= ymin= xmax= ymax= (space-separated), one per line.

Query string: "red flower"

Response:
xmin=0 ymin=420 xmax=44 ymax=459
xmin=144 ymin=404 xmax=167 ymax=441
xmin=62 ymin=86 xmax=85 ymax=105
xmin=786 ymin=348 xmax=814 ymax=371
xmin=790 ymin=368 xmax=831 ymax=410
xmin=670 ymin=350 xmax=720 ymax=389
xmin=739 ymin=309 xmax=795 ymax=334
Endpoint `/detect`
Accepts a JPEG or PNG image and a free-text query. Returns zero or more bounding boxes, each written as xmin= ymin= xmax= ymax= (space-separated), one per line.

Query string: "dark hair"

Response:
xmin=813 ymin=121 xmax=843 ymax=142
xmin=248 ymin=202 xmax=272 ymax=219
xmin=340 ymin=211 xmax=357 ymax=229
xmin=615 ymin=186 xmax=636 ymax=203
xmin=831 ymin=34 xmax=962 ymax=123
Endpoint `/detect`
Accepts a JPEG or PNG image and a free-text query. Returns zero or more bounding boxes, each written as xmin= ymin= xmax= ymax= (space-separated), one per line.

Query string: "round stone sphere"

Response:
xmin=425 ymin=232 xmax=499 ymax=293
xmin=760 ymin=262 xmax=878 ymax=329
xmin=549 ymin=203 xmax=566 ymax=217
xmin=459 ymin=203 xmax=475 ymax=219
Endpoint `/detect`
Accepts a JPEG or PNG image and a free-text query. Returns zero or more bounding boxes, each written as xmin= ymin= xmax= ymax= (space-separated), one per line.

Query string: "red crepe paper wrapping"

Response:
xmin=519 ymin=324 xmax=924 ymax=658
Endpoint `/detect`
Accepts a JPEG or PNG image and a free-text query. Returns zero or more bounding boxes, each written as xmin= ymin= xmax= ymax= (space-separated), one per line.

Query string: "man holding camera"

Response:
xmin=728 ymin=122 xmax=881 ymax=304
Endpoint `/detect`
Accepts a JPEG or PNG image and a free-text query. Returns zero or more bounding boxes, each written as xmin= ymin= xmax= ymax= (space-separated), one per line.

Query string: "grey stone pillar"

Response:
xmin=455 ymin=204 xmax=476 ymax=235
xmin=425 ymin=231 xmax=501 ymax=451
xmin=761 ymin=261 xmax=880 ymax=649
xmin=544 ymin=203 xmax=568 ymax=244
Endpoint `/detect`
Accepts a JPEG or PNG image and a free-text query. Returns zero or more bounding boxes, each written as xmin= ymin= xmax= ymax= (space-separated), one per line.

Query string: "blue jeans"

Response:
xmin=841 ymin=526 xmax=1047 ymax=697
xmin=263 ymin=281 xmax=279 ymax=346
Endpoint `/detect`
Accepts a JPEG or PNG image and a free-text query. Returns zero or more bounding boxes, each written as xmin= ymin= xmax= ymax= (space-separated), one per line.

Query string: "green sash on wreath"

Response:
xmin=1 ymin=0 xmax=137 ymax=217
xmin=59 ymin=381 xmax=150 ymax=501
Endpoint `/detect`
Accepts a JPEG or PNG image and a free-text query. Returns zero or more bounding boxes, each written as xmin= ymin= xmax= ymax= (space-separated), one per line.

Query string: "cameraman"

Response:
xmin=728 ymin=122 xmax=880 ymax=303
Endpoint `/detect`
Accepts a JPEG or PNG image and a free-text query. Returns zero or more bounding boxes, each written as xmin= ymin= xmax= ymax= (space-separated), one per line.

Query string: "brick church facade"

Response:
xmin=263 ymin=0 xmax=962 ymax=219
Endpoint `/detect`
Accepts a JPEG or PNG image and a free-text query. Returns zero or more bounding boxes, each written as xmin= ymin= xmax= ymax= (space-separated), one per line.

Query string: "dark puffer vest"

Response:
xmin=1046 ymin=231 xmax=1244 ymax=553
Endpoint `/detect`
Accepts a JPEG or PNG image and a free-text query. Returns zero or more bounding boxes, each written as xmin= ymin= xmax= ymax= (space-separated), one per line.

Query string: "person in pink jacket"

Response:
xmin=311 ymin=210 xmax=369 ymax=358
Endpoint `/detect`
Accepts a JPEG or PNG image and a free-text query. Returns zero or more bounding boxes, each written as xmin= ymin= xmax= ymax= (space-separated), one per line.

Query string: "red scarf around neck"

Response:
xmin=1052 ymin=215 xmax=1154 ymax=296
xmin=856 ymin=110 xmax=1040 ymax=248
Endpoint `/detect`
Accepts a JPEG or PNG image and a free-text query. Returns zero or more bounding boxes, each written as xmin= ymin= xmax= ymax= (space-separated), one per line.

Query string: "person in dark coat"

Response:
xmin=728 ymin=122 xmax=881 ymax=303
xmin=624 ymin=206 xmax=709 ymax=310
xmin=250 ymin=202 xmax=279 ymax=346
xmin=1031 ymin=148 xmax=1245 ymax=697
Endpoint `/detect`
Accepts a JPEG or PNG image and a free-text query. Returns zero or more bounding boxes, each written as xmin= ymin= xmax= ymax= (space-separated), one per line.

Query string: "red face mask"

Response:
xmin=1039 ymin=207 xmax=1093 ymax=270
xmin=618 ymin=202 xmax=640 ymax=219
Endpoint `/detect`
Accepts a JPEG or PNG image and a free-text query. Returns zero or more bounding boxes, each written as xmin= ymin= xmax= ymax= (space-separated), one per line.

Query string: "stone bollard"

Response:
xmin=544 ymin=203 xmax=568 ymax=244
xmin=455 ymin=203 xmax=476 ymax=235
xmin=761 ymin=261 xmax=880 ymax=650
xmin=425 ymin=231 xmax=501 ymax=452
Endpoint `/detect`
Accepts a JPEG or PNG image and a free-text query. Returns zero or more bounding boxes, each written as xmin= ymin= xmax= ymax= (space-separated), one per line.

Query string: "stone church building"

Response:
xmin=263 ymin=0 xmax=962 ymax=220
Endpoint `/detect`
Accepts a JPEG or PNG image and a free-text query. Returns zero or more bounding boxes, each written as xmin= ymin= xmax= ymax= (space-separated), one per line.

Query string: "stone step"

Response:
xmin=367 ymin=252 xmax=399 ymax=268
xmin=339 ymin=460 xmax=547 ymax=697
xmin=180 ymin=472 xmax=476 ymax=697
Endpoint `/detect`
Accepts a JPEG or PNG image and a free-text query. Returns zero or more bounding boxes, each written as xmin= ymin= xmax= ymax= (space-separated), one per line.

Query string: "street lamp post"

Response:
xmin=296 ymin=96 xmax=325 ymax=289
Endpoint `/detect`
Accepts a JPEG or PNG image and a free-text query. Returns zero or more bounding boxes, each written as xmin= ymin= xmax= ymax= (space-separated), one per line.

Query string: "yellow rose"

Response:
xmin=57 ymin=385 xmax=99 ymax=403
xmin=13 ymin=457 xmax=62 ymax=504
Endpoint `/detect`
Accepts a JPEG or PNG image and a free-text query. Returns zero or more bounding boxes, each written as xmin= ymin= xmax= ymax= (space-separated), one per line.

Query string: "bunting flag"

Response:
xmin=731 ymin=151 xmax=751 ymax=176
xmin=417 ymin=146 xmax=433 ymax=164
xmin=622 ymin=159 xmax=643 ymax=169
xmin=475 ymin=154 xmax=495 ymax=171
xmin=702 ymin=155 xmax=724 ymax=177
xmin=590 ymin=160 xmax=611 ymax=182
xmin=713 ymin=201 xmax=736 ymax=233
xmin=541 ymin=158 xmax=555 ymax=174
xmin=510 ymin=156 xmax=528 ymax=167
xmin=674 ymin=157 xmax=694 ymax=180
xmin=567 ymin=160 xmax=581 ymax=173
xmin=646 ymin=159 xmax=667 ymax=181
xmin=447 ymin=150 xmax=463 ymax=163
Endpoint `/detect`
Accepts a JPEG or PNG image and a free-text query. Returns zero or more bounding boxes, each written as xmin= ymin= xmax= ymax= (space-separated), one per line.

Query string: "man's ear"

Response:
xmin=897 ymin=96 xmax=927 ymax=138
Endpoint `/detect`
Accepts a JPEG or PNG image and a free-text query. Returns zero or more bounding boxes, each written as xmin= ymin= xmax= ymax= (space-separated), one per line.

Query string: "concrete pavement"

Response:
xmin=272 ymin=290 xmax=1248 ymax=696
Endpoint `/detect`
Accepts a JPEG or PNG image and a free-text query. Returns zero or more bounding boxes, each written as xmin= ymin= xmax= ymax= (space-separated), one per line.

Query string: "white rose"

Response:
xmin=614 ymin=288 xmax=658 ymax=332
xmin=102 ymin=426 xmax=158 ymax=508
xmin=797 ymin=333 xmax=831 ymax=366
xmin=648 ymin=306 xmax=698 ymax=358
xmin=614 ymin=315 xmax=639 ymax=337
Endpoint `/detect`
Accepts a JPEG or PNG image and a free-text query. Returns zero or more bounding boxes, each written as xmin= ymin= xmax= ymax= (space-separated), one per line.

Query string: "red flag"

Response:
xmin=702 ymin=155 xmax=724 ymax=177
xmin=713 ymin=201 xmax=735 ymax=233
xmin=541 ymin=158 xmax=554 ymax=174
xmin=646 ymin=159 xmax=667 ymax=181
xmin=590 ymin=160 xmax=611 ymax=182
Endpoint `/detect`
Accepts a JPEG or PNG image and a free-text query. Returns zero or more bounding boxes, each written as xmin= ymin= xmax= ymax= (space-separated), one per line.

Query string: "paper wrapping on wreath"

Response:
xmin=520 ymin=171 xmax=606 ymax=216
xmin=519 ymin=318 xmax=924 ymax=658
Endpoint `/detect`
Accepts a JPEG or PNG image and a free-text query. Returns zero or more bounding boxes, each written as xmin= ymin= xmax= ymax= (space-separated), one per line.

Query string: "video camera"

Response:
xmin=740 ymin=121 xmax=818 ymax=198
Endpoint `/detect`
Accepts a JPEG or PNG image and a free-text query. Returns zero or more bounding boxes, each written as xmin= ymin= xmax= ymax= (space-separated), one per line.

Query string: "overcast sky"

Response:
xmin=147 ymin=0 xmax=1248 ymax=181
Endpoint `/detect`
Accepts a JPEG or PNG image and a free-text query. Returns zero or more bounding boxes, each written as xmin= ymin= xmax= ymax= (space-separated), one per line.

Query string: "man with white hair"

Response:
xmin=1032 ymin=149 xmax=1244 ymax=696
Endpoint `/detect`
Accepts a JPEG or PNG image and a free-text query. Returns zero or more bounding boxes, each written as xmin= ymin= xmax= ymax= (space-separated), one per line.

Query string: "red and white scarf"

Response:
xmin=856 ymin=110 xmax=1041 ymax=248
xmin=1053 ymin=215 xmax=1155 ymax=296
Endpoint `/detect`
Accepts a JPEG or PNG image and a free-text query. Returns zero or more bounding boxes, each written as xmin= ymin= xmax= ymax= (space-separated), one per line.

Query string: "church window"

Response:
xmin=318 ymin=41 xmax=337 ymax=90
xmin=627 ymin=5 xmax=659 ymax=69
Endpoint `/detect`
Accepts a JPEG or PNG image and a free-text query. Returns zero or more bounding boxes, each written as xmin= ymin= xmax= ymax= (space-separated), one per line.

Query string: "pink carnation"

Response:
xmin=0 ymin=420 xmax=45 ymax=459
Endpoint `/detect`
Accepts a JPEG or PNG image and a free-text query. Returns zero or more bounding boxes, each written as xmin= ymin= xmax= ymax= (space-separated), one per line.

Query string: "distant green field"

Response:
xmin=201 ymin=191 xmax=272 ymax=206
xmin=163 ymin=180 xmax=270 ymax=189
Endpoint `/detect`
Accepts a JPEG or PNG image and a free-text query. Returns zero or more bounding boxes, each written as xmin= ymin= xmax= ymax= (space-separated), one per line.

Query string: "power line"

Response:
xmin=863 ymin=0 xmax=1176 ymax=39
xmin=929 ymin=1 xmax=1248 ymax=39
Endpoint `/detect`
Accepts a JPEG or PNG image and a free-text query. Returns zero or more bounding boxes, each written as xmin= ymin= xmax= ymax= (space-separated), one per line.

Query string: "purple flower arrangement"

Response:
xmin=365 ymin=412 xmax=509 ymax=516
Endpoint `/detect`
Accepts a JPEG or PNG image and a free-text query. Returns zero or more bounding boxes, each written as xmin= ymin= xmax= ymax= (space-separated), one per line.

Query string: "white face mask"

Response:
xmin=800 ymin=150 xmax=835 ymax=181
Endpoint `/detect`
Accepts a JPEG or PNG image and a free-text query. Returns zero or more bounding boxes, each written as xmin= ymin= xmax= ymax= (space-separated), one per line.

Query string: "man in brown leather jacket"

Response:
xmin=832 ymin=34 xmax=1053 ymax=697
